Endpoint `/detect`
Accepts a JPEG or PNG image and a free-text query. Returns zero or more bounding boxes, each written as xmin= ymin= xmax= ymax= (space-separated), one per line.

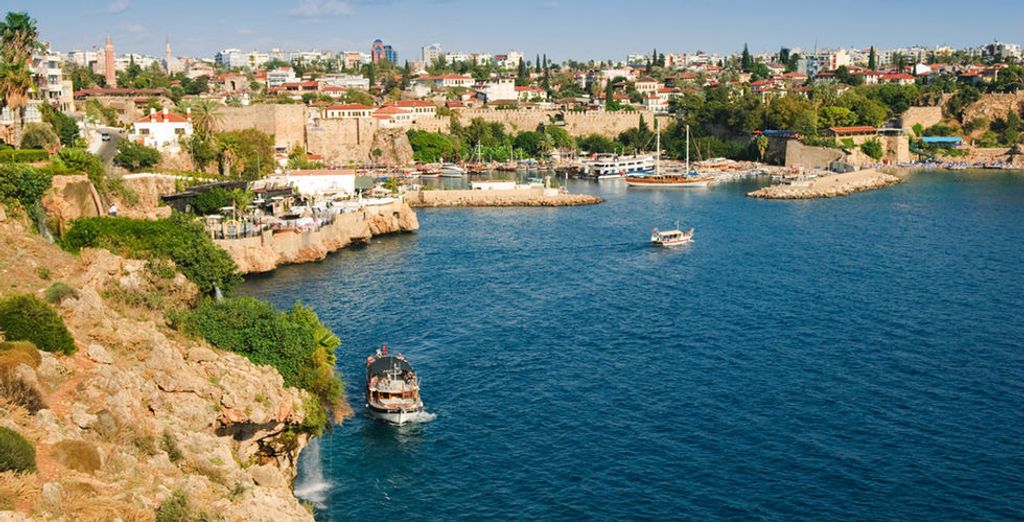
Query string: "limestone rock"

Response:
xmin=86 ymin=343 xmax=113 ymax=364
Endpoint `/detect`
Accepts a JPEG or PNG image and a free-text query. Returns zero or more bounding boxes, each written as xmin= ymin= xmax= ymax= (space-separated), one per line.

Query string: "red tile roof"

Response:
xmin=829 ymin=126 xmax=877 ymax=134
xmin=326 ymin=103 xmax=372 ymax=111
xmin=384 ymin=100 xmax=435 ymax=107
xmin=136 ymin=111 xmax=190 ymax=124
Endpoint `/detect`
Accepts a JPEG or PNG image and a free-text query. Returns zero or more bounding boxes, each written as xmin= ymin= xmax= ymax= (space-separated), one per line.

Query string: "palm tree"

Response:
xmin=0 ymin=12 xmax=40 ymax=122
xmin=189 ymin=99 xmax=223 ymax=138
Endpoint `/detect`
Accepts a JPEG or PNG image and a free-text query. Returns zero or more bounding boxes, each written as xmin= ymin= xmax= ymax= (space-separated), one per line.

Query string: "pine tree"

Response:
xmin=868 ymin=47 xmax=877 ymax=70
xmin=741 ymin=43 xmax=752 ymax=72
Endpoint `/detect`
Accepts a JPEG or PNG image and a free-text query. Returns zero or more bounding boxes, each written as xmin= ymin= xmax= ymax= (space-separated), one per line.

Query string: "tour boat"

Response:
xmin=627 ymin=123 xmax=712 ymax=188
xmin=580 ymin=154 xmax=655 ymax=180
xmin=365 ymin=347 xmax=424 ymax=424
xmin=440 ymin=163 xmax=467 ymax=177
xmin=651 ymin=226 xmax=695 ymax=246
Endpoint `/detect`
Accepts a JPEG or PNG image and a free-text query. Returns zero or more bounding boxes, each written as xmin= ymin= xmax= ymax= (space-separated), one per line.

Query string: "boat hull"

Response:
xmin=627 ymin=179 xmax=710 ymax=188
xmin=366 ymin=403 xmax=424 ymax=424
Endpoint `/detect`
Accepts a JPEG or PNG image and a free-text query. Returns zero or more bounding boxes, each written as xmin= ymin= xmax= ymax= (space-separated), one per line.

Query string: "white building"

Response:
xmin=322 ymin=103 xmax=373 ymax=119
xmin=422 ymin=43 xmax=444 ymax=64
xmin=499 ymin=51 xmax=523 ymax=69
xmin=31 ymin=48 xmax=74 ymax=111
xmin=284 ymin=169 xmax=356 ymax=196
xmin=381 ymin=100 xmax=437 ymax=118
xmin=215 ymin=48 xmax=247 ymax=69
xmin=320 ymin=73 xmax=370 ymax=90
xmin=130 ymin=108 xmax=193 ymax=152
xmin=267 ymin=67 xmax=298 ymax=88
xmin=477 ymin=78 xmax=516 ymax=103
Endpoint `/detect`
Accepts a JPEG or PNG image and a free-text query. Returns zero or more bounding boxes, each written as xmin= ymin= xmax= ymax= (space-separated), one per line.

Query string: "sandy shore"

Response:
xmin=747 ymin=169 xmax=901 ymax=200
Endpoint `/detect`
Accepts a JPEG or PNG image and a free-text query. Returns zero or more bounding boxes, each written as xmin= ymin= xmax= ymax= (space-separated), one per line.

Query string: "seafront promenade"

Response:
xmin=406 ymin=188 xmax=603 ymax=207
xmin=747 ymin=169 xmax=901 ymax=199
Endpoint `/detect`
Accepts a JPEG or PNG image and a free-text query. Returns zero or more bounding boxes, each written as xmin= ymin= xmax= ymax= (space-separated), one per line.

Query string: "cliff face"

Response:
xmin=0 ymin=211 xmax=315 ymax=521
xmin=217 ymin=201 xmax=419 ymax=274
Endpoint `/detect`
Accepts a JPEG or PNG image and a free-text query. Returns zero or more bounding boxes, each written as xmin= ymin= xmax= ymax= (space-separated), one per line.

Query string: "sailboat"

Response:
xmin=625 ymin=123 xmax=713 ymax=188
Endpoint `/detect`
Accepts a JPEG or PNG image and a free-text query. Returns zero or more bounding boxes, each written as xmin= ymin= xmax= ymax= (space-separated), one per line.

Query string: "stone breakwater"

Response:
xmin=406 ymin=189 xmax=603 ymax=208
xmin=747 ymin=169 xmax=901 ymax=200
xmin=216 ymin=201 xmax=419 ymax=274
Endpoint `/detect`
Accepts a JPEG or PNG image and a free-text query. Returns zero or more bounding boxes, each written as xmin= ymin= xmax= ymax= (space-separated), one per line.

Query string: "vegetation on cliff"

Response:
xmin=0 ymin=294 xmax=76 ymax=354
xmin=0 ymin=426 xmax=36 ymax=473
xmin=169 ymin=297 xmax=344 ymax=435
xmin=61 ymin=214 xmax=241 ymax=295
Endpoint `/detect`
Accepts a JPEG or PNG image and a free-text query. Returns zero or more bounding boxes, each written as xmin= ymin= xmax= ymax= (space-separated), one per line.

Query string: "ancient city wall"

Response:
xmin=219 ymin=104 xmax=306 ymax=150
xmin=784 ymin=140 xmax=844 ymax=168
xmin=901 ymin=106 xmax=943 ymax=131
xmin=437 ymin=109 xmax=672 ymax=137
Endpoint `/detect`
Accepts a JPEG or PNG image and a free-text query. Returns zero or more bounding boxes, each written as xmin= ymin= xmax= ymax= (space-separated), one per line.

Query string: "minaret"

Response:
xmin=104 ymin=35 xmax=116 ymax=87
xmin=165 ymin=36 xmax=172 ymax=74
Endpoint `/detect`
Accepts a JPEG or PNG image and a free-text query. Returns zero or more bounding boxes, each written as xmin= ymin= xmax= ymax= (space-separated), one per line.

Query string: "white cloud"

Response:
xmin=288 ymin=0 xmax=352 ymax=18
xmin=106 ymin=0 xmax=130 ymax=13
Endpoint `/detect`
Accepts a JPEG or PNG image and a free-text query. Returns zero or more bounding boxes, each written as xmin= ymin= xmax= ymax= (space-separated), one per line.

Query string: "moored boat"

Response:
xmin=651 ymin=226 xmax=694 ymax=246
xmin=580 ymin=154 xmax=655 ymax=179
xmin=626 ymin=174 xmax=711 ymax=188
xmin=365 ymin=347 xmax=424 ymax=424
xmin=440 ymin=163 xmax=467 ymax=177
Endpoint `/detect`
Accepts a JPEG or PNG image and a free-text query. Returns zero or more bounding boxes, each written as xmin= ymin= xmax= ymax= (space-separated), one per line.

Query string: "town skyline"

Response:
xmin=9 ymin=0 xmax=1024 ymax=61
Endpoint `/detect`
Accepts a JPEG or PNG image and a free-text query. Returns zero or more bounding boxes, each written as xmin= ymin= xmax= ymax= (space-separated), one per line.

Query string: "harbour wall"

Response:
xmin=215 ymin=201 xmax=419 ymax=273
xmin=406 ymin=188 xmax=603 ymax=207
xmin=748 ymin=169 xmax=900 ymax=199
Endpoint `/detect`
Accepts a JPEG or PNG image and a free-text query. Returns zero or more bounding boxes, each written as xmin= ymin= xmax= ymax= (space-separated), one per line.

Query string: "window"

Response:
xmin=175 ymin=128 xmax=185 ymax=135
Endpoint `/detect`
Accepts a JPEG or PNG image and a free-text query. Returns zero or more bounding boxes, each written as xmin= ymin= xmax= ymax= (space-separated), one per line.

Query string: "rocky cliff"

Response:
xmin=216 ymin=201 xmax=419 ymax=274
xmin=0 ymin=209 xmax=317 ymax=521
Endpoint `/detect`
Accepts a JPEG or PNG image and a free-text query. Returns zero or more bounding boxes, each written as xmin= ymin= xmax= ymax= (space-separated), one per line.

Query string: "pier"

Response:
xmin=747 ymin=169 xmax=900 ymax=200
xmin=406 ymin=188 xmax=603 ymax=207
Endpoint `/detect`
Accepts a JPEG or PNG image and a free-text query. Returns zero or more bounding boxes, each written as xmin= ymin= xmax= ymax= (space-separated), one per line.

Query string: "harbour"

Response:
xmin=240 ymin=169 xmax=1024 ymax=521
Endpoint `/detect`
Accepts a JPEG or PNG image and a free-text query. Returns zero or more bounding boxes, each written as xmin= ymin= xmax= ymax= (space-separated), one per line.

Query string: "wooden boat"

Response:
xmin=626 ymin=123 xmax=711 ymax=188
xmin=651 ymin=226 xmax=694 ymax=246
xmin=365 ymin=347 xmax=423 ymax=424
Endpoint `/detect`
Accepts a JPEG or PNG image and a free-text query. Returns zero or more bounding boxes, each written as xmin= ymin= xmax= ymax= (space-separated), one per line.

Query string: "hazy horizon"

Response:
xmin=6 ymin=0 xmax=1023 ymax=61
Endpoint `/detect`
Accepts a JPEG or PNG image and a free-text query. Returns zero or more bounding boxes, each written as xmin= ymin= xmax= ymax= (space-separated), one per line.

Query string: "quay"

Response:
xmin=406 ymin=188 xmax=602 ymax=208
xmin=747 ymin=169 xmax=900 ymax=200
xmin=213 ymin=200 xmax=418 ymax=274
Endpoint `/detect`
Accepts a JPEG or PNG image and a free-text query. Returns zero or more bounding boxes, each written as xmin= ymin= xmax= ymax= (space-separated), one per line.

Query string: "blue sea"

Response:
xmin=239 ymin=171 xmax=1024 ymax=521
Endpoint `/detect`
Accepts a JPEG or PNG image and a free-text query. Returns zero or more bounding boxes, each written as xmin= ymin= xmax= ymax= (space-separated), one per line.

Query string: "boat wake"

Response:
xmin=399 ymin=410 xmax=438 ymax=424
xmin=293 ymin=438 xmax=330 ymax=508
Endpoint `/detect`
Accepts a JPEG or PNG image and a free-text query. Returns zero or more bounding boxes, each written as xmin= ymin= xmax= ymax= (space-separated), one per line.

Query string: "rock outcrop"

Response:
xmin=216 ymin=200 xmax=419 ymax=274
xmin=748 ymin=169 xmax=901 ymax=199
xmin=0 ymin=206 xmax=318 ymax=521
xmin=41 ymin=175 xmax=104 ymax=238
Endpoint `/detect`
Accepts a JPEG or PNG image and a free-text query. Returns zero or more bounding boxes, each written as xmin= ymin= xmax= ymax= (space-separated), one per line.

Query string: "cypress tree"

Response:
xmin=868 ymin=47 xmax=877 ymax=70
xmin=741 ymin=43 xmax=752 ymax=72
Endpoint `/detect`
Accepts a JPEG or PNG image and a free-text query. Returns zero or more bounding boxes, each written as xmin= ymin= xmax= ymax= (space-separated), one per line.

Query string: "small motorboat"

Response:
xmin=440 ymin=163 xmax=467 ymax=177
xmin=651 ymin=225 xmax=694 ymax=247
xmin=365 ymin=346 xmax=424 ymax=424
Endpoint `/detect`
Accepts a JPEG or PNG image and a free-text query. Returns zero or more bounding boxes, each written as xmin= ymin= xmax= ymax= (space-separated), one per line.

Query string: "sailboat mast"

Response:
xmin=685 ymin=124 xmax=690 ymax=173
xmin=655 ymin=119 xmax=661 ymax=175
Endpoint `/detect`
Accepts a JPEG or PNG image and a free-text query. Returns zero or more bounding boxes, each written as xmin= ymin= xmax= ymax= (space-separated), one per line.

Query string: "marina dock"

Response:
xmin=747 ymin=169 xmax=900 ymax=199
xmin=406 ymin=188 xmax=603 ymax=207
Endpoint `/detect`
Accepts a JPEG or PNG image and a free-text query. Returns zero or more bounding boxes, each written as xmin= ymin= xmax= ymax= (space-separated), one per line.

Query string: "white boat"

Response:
xmin=365 ymin=348 xmax=424 ymax=424
xmin=651 ymin=226 xmax=694 ymax=246
xmin=580 ymin=154 xmax=655 ymax=179
xmin=440 ymin=163 xmax=467 ymax=177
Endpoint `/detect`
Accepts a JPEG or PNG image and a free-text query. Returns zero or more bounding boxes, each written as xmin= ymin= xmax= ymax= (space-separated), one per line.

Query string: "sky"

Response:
xmin=3 ymin=0 xmax=1023 ymax=61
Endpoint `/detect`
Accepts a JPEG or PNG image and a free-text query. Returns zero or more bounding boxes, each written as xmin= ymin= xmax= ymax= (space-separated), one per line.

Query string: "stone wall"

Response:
xmin=438 ymin=109 xmax=673 ymax=137
xmin=901 ymin=106 xmax=943 ymax=131
xmin=219 ymin=104 xmax=307 ymax=151
xmin=406 ymin=188 xmax=602 ymax=207
xmin=784 ymin=140 xmax=844 ymax=168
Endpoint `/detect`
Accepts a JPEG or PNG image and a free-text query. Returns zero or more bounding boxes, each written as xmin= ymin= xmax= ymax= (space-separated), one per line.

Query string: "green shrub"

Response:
xmin=113 ymin=140 xmax=161 ymax=172
xmin=0 ymin=427 xmax=36 ymax=473
xmin=0 ymin=149 xmax=50 ymax=162
xmin=171 ymin=297 xmax=343 ymax=435
xmin=0 ymin=163 xmax=53 ymax=210
xmin=56 ymin=148 xmax=105 ymax=190
xmin=35 ymin=266 xmax=51 ymax=280
xmin=61 ymin=214 xmax=240 ymax=295
xmin=860 ymin=138 xmax=884 ymax=161
xmin=19 ymin=123 xmax=59 ymax=150
xmin=44 ymin=282 xmax=79 ymax=304
xmin=0 ymin=295 xmax=75 ymax=355
xmin=156 ymin=489 xmax=213 ymax=522
xmin=192 ymin=187 xmax=254 ymax=215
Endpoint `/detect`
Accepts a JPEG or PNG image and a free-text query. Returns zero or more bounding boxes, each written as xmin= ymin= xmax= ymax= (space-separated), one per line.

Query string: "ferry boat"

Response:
xmin=651 ymin=226 xmax=694 ymax=246
xmin=580 ymin=154 xmax=655 ymax=180
xmin=365 ymin=347 xmax=424 ymax=424
xmin=440 ymin=163 xmax=467 ymax=177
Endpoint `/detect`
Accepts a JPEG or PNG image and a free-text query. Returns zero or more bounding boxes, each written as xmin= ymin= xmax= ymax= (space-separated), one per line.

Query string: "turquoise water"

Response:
xmin=240 ymin=171 xmax=1024 ymax=521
